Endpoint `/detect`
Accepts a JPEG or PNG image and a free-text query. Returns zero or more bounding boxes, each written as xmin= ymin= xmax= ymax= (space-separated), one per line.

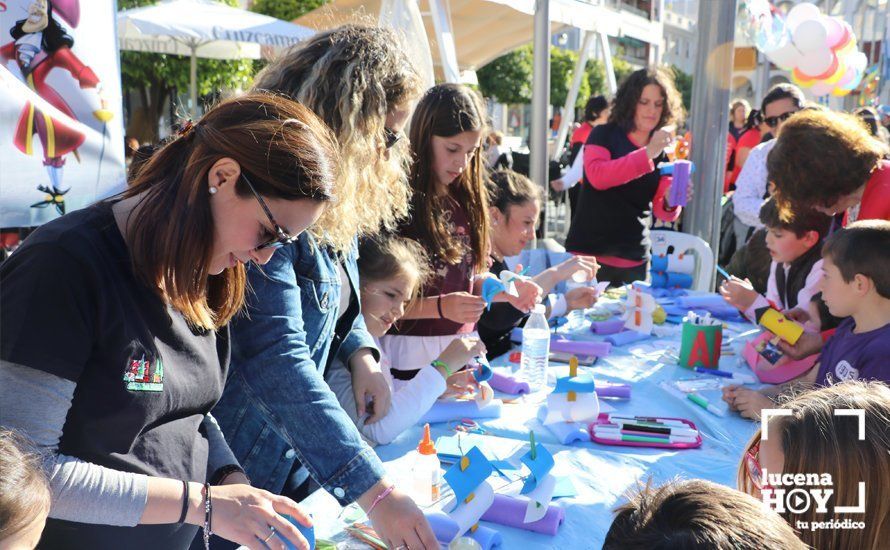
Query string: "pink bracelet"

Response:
xmin=366 ymin=485 xmax=395 ymax=516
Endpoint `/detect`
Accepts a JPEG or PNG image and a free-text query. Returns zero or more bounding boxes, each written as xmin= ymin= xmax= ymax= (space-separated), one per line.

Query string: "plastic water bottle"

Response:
xmin=520 ymin=304 xmax=550 ymax=391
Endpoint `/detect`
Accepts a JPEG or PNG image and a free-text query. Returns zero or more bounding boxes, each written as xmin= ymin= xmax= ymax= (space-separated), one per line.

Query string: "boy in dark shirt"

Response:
xmin=723 ymin=220 xmax=890 ymax=419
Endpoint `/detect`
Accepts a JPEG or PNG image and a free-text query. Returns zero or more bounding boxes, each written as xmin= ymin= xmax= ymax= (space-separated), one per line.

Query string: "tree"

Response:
xmin=584 ymin=55 xmax=634 ymax=98
xmin=550 ymin=46 xmax=589 ymax=109
xmin=250 ymin=0 xmax=327 ymax=20
xmin=120 ymin=0 xmax=255 ymax=142
xmin=477 ymin=45 xmax=533 ymax=105
xmin=670 ymin=65 xmax=693 ymax=113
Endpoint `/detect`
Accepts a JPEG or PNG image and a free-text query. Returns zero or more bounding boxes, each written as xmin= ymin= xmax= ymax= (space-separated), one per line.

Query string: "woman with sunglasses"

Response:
xmin=731 ymin=84 xmax=806 ymax=236
xmin=738 ymin=380 xmax=890 ymax=550
xmin=209 ymin=26 xmax=438 ymax=550
xmin=0 ymin=93 xmax=337 ymax=549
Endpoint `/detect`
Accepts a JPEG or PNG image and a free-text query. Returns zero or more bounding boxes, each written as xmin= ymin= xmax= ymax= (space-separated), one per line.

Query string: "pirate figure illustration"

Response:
xmin=1 ymin=0 xmax=112 ymax=215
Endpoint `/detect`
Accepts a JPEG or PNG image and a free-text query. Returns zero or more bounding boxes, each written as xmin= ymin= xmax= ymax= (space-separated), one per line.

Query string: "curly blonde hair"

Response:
xmin=253 ymin=25 xmax=423 ymax=252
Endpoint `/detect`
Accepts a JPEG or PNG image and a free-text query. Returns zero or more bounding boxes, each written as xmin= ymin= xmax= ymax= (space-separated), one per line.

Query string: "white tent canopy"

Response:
xmin=118 ymin=0 xmax=315 ymax=116
xmin=295 ymin=0 xmax=629 ymax=74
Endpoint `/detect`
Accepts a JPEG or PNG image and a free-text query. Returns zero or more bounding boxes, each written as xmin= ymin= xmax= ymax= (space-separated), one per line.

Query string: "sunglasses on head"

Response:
xmin=764 ymin=110 xmax=798 ymax=128
xmin=384 ymin=127 xmax=402 ymax=149
xmin=240 ymin=173 xmax=298 ymax=250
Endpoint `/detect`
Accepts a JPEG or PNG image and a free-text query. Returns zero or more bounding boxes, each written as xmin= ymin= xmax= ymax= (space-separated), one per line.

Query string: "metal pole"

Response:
xmin=530 ymin=0 xmax=550 ymax=240
xmin=552 ymin=30 xmax=596 ymax=161
xmin=684 ymin=0 xmax=737 ymax=290
xmin=598 ymin=31 xmax=618 ymax=96
xmin=190 ymin=44 xmax=198 ymax=118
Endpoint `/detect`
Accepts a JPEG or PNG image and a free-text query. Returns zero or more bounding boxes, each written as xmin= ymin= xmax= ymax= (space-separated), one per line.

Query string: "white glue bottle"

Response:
xmin=411 ymin=423 xmax=440 ymax=506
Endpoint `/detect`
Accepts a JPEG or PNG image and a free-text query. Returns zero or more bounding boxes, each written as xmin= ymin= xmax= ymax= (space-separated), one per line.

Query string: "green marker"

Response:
xmin=687 ymin=392 xmax=726 ymax=417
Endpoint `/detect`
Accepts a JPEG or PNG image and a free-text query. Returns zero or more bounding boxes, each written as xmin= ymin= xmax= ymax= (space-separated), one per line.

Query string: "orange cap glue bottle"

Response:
xmin=411 ymin=423 xmax=441 ymax=506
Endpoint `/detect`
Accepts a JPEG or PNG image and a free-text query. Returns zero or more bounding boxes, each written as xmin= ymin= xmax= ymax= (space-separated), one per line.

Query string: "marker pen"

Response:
xmin=687 ymin=393 xmax=726 ymax=417
xmin=593 ymin=430 xmax=696 ymax=445
xmin=599 ymin=421 xmax=699 ymax=438
xmin=594 ymin=426 xmax=698 ymax=443
xmin=693 ymin=366 xmax=756 ymax=384
xmin=604 ymin=414 xmax=688 ymax=427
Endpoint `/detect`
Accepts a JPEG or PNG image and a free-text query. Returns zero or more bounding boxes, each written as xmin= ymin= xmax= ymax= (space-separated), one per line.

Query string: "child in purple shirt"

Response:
xmin=724 ymin=220 xmax=890 ymax=418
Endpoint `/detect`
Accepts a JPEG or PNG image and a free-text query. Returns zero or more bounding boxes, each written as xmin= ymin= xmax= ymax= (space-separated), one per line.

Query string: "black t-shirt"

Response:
xmin=565 ymin=122 xmax=666 ymax=261
xmin=0 ymin=202 xmax=229 ymax=549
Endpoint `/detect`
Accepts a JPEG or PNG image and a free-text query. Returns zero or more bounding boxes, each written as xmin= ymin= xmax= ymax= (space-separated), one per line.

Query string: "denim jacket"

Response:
xmin=211 ymin=233 xmax=385 ymax=505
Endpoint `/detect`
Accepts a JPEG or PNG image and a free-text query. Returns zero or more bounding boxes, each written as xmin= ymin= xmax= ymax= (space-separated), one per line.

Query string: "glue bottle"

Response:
xmin=411 ymin=423 xmax=440 ymax=506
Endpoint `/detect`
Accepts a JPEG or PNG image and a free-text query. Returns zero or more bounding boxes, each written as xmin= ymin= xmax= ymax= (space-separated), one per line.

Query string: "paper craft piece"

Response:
xmin=445 ymin=481 xmax=495 ymax=537
xmin=480 ymin=278 xmax=505 ymax=310
xmin=471 ymin=356 xmax=494 ymax=383
xmin=549 ymin=338 xmax=612 ymax=357
xmin=553 ymin=374 xmax=596 ymax=395
xmin=591 ymin=319 xmax=625 ymax=335
xmin=434 ymin=433 xmax=489 ymax=464
xmin=279 ymin=515 xmax=315 ymax=550
xmin=489 ymin=370 xmax=530 ymax=395
xmin=756 ymin=307 xmax=804 ymax=345
xmin=425 ymin=512 xmax=502 ymax=550
xmin=421 ymin=399 xmax=503 ymax=424
xmin=519 ymin=443 xmax=555 ymax=495
xmin=604 ymin=330 xmax=652 ymax=346
xmin=474 ymin=382 xmax=494 ymax=408
xmin=678 ymin=321 xmax=723 ymax=369
xmin=543 ymin=392 xmax=599 ymax=424
xmin=481 ymin=494 xmax=566 ymax=535
xmin=444 ymin=446 xmax=494 ymax=505
xmin=523 ymin=473 xmax=557 ymax=523
xmin=534 ymin=407 xmax=589 ymax=444
xmin=593 ymin=280 xmax=611 ymax=296
xmin=624 ymin=286 xmax=657 ymax=334
xmin=552 ymin=476 xmax=577 ymax=499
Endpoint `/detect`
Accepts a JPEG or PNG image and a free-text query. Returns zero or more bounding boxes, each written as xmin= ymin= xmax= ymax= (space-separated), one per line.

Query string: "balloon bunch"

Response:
xmin=740 ymin=1 xmax=867 ymax=97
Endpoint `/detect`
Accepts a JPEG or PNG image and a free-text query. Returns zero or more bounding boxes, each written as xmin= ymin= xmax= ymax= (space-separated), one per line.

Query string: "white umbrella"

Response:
xmin=117 ymin=0 xmax=316 ymax=116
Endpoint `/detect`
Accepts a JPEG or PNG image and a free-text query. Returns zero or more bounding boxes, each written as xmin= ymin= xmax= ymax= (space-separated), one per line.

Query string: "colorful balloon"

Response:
xmin=831 ymin=87 xmax=851 ymax=97
xmin=793 ymin=19 xmax=828 ymax=53
xmin=823 ymin=60 xmax=847 ymax=85
xmin=809 ymin=82 xmax=834 ymax=96
xmin=824 ymin=17 xmax=846 ymax=48
xmin=797 ymin=48 xmax=835 ymax=77
xmin=785 ymin=2 xmax=821 ymax=30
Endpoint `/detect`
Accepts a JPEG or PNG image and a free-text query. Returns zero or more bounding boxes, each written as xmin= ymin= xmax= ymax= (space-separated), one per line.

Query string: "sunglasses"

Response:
xmin=764 ymin=110 xmax=798 ymax=129
xmin=384 ymin=127 xmax=402 ymax=149
xmin=241 ymin=173 xmax=298 ymax=250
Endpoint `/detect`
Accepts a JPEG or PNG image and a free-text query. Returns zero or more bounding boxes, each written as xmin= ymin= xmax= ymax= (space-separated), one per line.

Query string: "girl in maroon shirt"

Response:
xmin=381 ymin=84 xmax=540 ymax=380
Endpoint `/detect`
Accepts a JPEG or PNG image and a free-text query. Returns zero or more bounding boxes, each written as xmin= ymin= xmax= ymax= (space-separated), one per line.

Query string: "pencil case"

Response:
xmin=587 ymin=414 xmax=702 ymax=449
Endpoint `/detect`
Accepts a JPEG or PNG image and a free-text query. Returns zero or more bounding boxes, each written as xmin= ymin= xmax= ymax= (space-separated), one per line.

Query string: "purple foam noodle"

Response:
xmin=480 ymin=494 xmax=565 ymax=535
xmin=590 ymin=319 xmax=625 ymax=335
xmin=604 ymin=330 xmax=651 ymax=346
xmin=489 ymin=371 xmax=530 ymax=395
xmin=549 ymin=338 xmax=612 ymax=357
xmin=425 ymin=512 xmax=503 ymax=550
xmin=669 ymin=160 xmax=691 ymax=207
xmin=595 ymin=383 xmax=631 ymax=399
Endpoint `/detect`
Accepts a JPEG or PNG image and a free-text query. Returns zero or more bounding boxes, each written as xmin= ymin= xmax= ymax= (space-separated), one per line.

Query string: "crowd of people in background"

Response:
xmin=1 ymin=21 xmax=890 ymax=550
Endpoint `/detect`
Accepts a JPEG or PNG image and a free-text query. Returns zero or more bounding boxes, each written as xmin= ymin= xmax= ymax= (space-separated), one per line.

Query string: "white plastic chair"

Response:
xmin=649 ymin=230 xmax=715 ymax=292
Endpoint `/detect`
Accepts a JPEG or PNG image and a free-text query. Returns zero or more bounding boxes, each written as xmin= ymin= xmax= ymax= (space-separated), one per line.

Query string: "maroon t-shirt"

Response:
xmin=395 ymin=195 xmax=478 ymax=337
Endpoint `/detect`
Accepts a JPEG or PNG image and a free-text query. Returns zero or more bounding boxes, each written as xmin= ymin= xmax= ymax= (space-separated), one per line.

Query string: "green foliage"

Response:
xmin=250 ymin=0 xmax=327 ymax=20
xmin=670 ymin=64 xmax=693 ymax=112
xmin=550 ymin=46 xmax=589 ymax=109
xmin=477 ymin=45 xmax=533 ymax=105
xmin=118 ymin=0 xmax=255 ymax=139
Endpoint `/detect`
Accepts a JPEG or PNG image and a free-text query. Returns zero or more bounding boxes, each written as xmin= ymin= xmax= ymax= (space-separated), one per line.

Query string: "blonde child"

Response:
xmin=0 ymin=429 xmax=51 ymax=549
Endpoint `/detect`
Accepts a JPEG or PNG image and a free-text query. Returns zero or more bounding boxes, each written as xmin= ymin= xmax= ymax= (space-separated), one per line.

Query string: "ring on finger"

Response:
xmin=262 ymin=526 xmax=276 ymax=544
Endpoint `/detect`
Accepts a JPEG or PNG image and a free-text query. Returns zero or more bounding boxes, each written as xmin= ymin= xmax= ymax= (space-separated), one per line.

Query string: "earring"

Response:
xmin=493 ymin=220 xmax=498 ymax=226
xmin=209 ymin=187 xmax=218 ymax=195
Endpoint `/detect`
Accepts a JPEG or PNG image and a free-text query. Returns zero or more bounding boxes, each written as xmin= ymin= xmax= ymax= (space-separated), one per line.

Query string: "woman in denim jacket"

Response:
xmin=209 ymin=26 xmax=437 ymax=550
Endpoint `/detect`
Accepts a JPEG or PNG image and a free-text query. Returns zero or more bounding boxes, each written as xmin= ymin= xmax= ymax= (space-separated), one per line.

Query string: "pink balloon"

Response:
xmin=836 ymin=67 xmax=857 ymax=88
xmin=825 ymin=17 xmax=845 ymax=48
xmin=797 ymin=48 xmax=834 ymax=77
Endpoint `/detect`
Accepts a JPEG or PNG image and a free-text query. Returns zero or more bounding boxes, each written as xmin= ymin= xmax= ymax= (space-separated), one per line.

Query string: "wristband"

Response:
xmin=431 ymin=359 xmax=453 ymax=378
xmin=366 ymin=484 xmax=395 ymax=516
xmin=437 ymin=295 xmax=444 ymax=319
xmin=202 ymin=482 xmax=213 ymax=550
xmin=178 ymin=480 xmax=189 ymax=524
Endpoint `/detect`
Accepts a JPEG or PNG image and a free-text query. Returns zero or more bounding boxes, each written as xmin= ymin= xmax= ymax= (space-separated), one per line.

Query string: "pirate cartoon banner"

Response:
xmin=0 ymin=0 xmax=125 ymax=228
